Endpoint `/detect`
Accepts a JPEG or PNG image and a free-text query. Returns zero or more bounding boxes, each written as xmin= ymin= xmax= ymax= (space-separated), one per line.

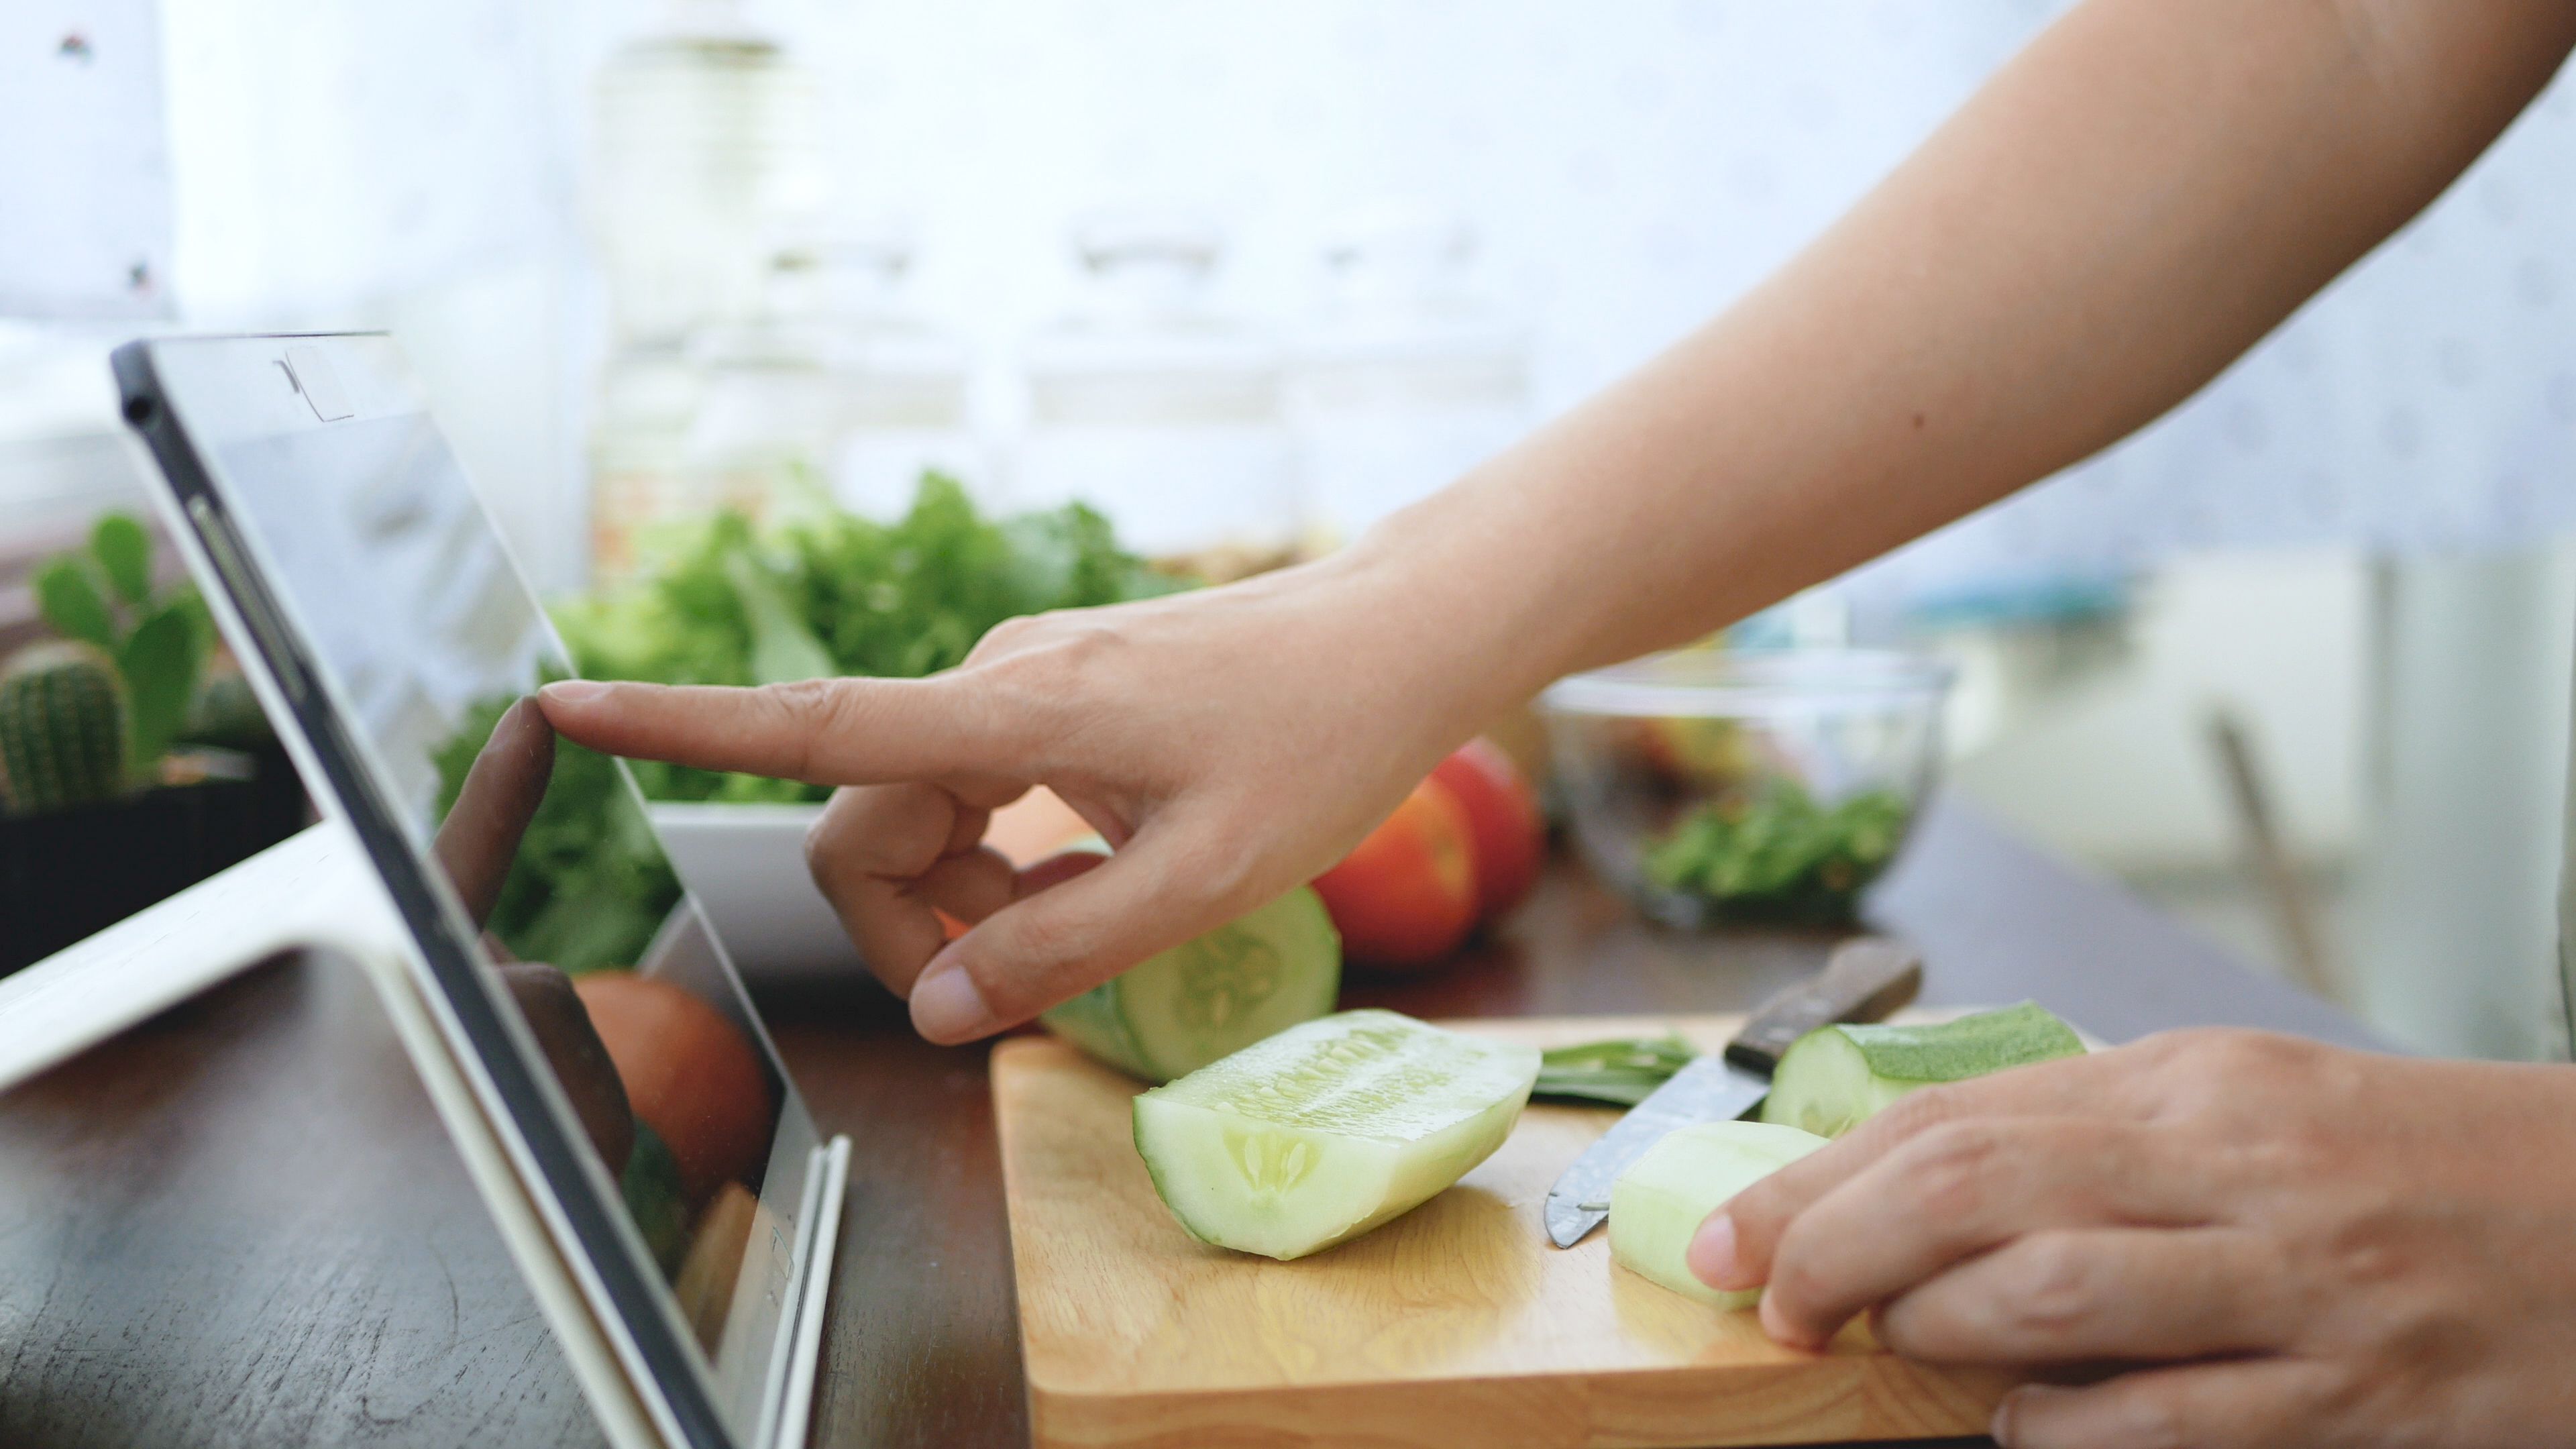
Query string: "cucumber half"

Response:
xmin=1611 ymin=1120 xmax=1828 ymax=1308
xmin=1042 ymin=884 xmax=1342 ymax=1082
xmin=1760 ymin=1002 xmax=2084 ymax=1137
xmin=1132 ymin=1010 xmax=1540 ymax=1260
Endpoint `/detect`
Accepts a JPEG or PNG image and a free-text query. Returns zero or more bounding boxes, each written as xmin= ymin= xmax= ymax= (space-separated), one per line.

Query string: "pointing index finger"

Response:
xmin=537 ymin=676 xmax=1007 ymax=785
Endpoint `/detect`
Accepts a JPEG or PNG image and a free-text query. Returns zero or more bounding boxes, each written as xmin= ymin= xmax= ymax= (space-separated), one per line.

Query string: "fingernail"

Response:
xmin=1687 ymin=1213 xmax=1741 ymax=1288
xmin=909 ymin=955 xmax=997 ymax=1042
xmin=1990 ymin=1387 xmax=2029 ymax=1447
xmin=539 ymin=680 xmax=610 ymax=707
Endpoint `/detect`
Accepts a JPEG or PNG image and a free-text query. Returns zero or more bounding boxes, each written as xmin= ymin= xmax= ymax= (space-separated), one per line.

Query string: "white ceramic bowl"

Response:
xmin=647 ymin=802 xmax=856 ymax=979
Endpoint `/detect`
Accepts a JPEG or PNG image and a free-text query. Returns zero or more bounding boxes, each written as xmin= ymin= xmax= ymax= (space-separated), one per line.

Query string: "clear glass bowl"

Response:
xmin=1541 ymin=649 xmax=1953 ymax=929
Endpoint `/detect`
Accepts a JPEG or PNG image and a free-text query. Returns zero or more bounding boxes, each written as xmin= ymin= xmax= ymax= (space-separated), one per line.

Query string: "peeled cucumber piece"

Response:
xmin=1132 ymin=1009 xmax=1540 ymax=1260
xmin=1611 ymin=1121 xmax=1829 ymax=1308
xmin=1762 ymin=1002 xmax=2085 ymax=1138
xmin=1043 ymin=884 xmax=1342 ymax=1082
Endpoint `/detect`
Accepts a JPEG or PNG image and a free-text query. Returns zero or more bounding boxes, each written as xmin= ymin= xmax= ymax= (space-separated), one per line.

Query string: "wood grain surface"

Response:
xmin=0 ymin=802 xmax=2381 ymax=1448
xmin=997 ymin=1014 xmax=2014 ymax=1449
xmin=0 ymin=951 xmax=596 ymax=1447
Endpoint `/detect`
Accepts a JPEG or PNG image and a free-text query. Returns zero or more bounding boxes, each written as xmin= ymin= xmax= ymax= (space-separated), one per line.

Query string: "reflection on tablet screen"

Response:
xmin=170 ymin=368 xmax=820 ymax=1444
xmin=429 ymin=692 xmax=782 ymax=1348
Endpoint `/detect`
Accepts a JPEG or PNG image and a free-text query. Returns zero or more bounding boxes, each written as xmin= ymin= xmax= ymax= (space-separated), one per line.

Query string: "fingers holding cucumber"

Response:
xmin=1870 ymin=1225 xmax=2290 ymax=1365
xmin=1694 ymin=1029 xmax=2576 ymax=1449
xmin=1743 ymin=1115 xmax=2205 ymax=1348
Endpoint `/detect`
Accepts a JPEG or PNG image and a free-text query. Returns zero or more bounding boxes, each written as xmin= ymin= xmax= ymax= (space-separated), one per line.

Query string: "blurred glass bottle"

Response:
xmin=813 ymin=223 xmax=980 ymax=521
xmin=686 ymin=224 xmax=979 ymax=528
xmin=1014 ymin=210 xmax=1295 ymax=578
xmin=1290 ymin=206 xmax=1531 ymax=549
xmin=585 ymin=0 xmax=824 ymax=581
xmin=587 ymin=0 xmax=825 ymax=345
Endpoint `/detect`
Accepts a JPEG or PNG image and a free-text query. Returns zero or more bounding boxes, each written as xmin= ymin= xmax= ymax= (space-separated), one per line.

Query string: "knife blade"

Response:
xmin=1542 ymin=937 xmax=1923 ymax=1248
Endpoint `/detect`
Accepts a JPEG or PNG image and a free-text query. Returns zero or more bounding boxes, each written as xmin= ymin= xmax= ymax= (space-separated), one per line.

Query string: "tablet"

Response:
xmin=111 ymin=333 xmax=839 ymax=1449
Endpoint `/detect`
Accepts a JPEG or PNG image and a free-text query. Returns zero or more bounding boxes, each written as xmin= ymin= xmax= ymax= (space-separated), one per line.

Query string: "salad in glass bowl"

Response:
xmin=1541 ymin=649 xmax=1952 ymax=928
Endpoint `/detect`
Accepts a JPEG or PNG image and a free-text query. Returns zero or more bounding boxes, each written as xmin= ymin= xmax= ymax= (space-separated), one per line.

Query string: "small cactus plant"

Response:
xmin=32 ymin=511 xmax=211 ymax=777
xmin=0 ymin=641 xmax=132 ymax=815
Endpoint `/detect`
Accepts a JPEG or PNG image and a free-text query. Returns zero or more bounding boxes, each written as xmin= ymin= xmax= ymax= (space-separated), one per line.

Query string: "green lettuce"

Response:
xmin=426 ymin=474 xmax=1191 ymax=970
xmin=550 ymin=474 xmax=1186 ymax=805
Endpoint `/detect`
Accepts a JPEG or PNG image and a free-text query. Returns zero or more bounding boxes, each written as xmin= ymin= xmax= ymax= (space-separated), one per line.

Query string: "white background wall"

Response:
xmin=107 ymin=0 xmax=2575 ymax=596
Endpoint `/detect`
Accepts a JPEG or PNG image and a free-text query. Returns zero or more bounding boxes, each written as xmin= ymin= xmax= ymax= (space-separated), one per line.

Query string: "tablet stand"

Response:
xmin=0 ymin=820 xmax=848 ymax=1449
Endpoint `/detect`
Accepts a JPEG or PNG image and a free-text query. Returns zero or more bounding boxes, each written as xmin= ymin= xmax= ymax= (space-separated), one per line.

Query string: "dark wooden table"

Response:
xmin=0 ymin=801 xmax=2381 ymax=1448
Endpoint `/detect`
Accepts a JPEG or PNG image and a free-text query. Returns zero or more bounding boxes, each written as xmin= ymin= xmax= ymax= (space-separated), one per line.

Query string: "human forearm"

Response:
xmin=1360 ymin=0 xmax=2576 ymax=718
xmin=545 ymin=0 xmax=2576 ymax=1040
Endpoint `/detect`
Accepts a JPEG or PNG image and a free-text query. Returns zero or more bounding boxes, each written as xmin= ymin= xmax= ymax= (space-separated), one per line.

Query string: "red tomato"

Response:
xmin=1431 ymin=737 xmax=1546 ymax=920
xmin=1311 ymin=778 xmax=1479 ymax=969
xmin=574 ymin=972 xmax=774 ymax=1206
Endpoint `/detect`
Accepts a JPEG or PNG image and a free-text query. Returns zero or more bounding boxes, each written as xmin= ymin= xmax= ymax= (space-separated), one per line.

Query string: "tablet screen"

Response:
xmin=121 ymin=336 xmax=826 ymax=1449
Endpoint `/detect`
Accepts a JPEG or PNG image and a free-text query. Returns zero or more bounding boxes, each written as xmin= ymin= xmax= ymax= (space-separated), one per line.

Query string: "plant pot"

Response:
xmin=0 ymin=747 xmax=310 ymax=976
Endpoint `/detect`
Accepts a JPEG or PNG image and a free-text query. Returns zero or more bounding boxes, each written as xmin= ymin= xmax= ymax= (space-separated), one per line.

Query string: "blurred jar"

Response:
xmin=812 ymin=223 xmax=980 ymax=520
xmin=685 ymin=225 xmax=979 ymax=529
xmin=1014 ymin=210 xmax=1295 ymax=574
xmin=680 ymin=252 xmax=839 ymax=535
xmin=1290 ymin=206 xmax=1531 ymax=549
xmin=587 ymin=0 xmax=826 ymax=346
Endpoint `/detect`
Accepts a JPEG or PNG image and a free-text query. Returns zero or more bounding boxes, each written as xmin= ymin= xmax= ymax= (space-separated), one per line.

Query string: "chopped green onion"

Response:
xmin=1532 ymin=1034 xmax=1700 ymax=1106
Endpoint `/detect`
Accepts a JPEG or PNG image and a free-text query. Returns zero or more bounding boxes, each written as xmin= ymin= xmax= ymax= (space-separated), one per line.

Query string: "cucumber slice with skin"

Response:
xmin=1611 ymin=1121 xmax=1829 ymax=1308
xmin=1132 ymin=1010 xmax=1540 ymax=1260
xmin=1042 ymin=884 xmax=1342 ymax=1082
xmin=1760 ymin=1002 xmax=2085 ymax=1138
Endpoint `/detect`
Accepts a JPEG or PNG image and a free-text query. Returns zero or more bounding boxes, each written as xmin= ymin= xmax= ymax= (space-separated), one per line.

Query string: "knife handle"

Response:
xmin=1724 ymin=938 xmax=1923 ymax=1074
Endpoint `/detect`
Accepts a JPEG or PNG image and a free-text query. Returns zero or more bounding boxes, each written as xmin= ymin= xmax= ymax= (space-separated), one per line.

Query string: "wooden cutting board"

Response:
xmin=993 ymin=1014 xmax=2015 ymax=1449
